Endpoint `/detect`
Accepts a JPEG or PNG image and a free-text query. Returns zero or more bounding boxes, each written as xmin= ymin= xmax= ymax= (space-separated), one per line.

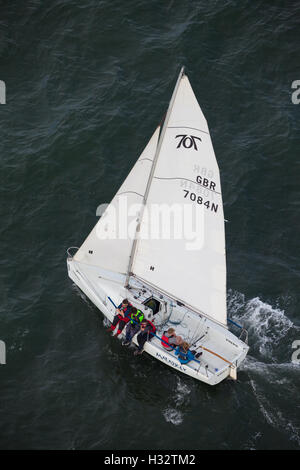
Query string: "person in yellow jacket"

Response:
xmin=122 ymin=307 xmax=144 ymax=346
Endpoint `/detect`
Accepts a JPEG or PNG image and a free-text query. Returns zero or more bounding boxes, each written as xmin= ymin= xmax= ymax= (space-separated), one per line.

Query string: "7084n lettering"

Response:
xmin=183 ymin=189 xmax=218 ymax=213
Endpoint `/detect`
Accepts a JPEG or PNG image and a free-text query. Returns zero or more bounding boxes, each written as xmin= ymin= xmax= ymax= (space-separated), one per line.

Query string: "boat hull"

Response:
xmin=67 ymin=258 xmax=249 ymax=386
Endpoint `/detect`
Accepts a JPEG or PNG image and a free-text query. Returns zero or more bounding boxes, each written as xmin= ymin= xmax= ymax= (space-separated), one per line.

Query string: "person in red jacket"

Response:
xmin=161 ymin=327 xmax=177 ymax=351
xmin=108 ymin=299 xmax=132 ymax=337
xmin=134 ymin=319 xmax=156 ymax=355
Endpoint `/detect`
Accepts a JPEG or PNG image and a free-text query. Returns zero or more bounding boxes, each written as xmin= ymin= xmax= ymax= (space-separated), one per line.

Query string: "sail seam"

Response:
xmin=116 ymin=191 xmax=144 ymax=197
xmin=168 ymin=126 xmax=209 ymax=135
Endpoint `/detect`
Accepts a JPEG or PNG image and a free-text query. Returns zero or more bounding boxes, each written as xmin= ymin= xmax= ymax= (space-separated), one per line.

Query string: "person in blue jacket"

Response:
xmin=175 ymin=341 xmax=195 ymax=364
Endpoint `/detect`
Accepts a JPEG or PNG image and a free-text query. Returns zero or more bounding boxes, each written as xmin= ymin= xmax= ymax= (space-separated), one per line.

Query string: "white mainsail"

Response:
xmin=130 ymin=70 xmax=227 ymax=326
xmin=74 ymin=68 xmax=226 ymax=327
xmin=74 ymin=127 xmax=160 ymax=278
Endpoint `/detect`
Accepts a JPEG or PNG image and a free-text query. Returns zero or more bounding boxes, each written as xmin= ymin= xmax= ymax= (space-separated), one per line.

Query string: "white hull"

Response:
xmin=67 ymin=256 xmax=249 ymax=386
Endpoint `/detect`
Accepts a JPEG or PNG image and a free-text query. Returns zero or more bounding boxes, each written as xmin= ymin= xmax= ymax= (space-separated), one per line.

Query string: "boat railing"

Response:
xmin=228 ymin=318 xmax=248 ymax=345
xmin=67 ymin=246 xmax=79 ymax=260
xmin=238 ymin=328 xmax=248 ymax=345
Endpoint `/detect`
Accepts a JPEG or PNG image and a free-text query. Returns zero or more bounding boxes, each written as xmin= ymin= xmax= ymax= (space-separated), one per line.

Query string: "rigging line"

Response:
xmin=72 ymin=258 xmax=122 ymax=273
xmin=72 ymin=260 xmax=126 ymax=283
xmin=169 ymin=309 xmax=187 ymax=326
xmin=190 ymin=333 xmax=207 ymax=348
xmin=167 ymin=126 xmax=209 ymax=135
xmin=189 ymin=321 xmax=202 ymax=345
xmin=153 ymin=176 xmax=221 ymax=195
xmin=76 ymin=269 xmax=107 ymax=304
xmin=190 ymin=326 xmax=204 ymax=347
xmin=190 ymin=326 xmax=209 ymax=351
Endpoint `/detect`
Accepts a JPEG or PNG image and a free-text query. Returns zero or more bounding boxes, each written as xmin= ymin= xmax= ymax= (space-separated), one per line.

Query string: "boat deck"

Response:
xmin=127 ymin=277 xmax=244 ymax=371
xmin=68 ymin=259 xmax=248 ymax=384
xmin=148 ymin=320 xmax=240 ymax=377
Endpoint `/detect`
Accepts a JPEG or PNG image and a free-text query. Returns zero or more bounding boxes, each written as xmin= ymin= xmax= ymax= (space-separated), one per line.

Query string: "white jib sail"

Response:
xmin=131 ymin=73 xmax=227 ymax=326
xmin=74 ymin=127 xmax=160 ymax=278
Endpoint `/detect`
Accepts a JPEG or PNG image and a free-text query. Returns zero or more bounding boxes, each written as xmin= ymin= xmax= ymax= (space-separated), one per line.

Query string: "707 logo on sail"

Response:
xmin=176 ymin=134 xmax=202 ymax=150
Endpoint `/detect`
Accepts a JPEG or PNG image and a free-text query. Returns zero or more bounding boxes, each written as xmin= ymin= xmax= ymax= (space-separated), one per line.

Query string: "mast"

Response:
xmin=125 ymin=66 xmax=186 ymax=287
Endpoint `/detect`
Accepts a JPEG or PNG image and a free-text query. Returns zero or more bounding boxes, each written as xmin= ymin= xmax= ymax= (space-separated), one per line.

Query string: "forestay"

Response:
xmin=130 ymin=72 xmax=227 ymax=326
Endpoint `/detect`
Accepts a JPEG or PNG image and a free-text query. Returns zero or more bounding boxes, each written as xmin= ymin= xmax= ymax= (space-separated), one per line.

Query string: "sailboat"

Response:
xmin=67 ymin=67 xmax=249 ymax=385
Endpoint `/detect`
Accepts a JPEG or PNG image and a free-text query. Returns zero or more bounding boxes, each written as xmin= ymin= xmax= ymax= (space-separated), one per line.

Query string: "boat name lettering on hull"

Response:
xmin=226 ymin=338 xmax=239 ymax=348
xmin=156 ymin=352 xmax=187 ymax=371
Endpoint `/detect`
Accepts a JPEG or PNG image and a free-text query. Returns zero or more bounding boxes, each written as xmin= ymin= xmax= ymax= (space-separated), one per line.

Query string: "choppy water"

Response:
xmin=0 ymin=0 xmax=300 ymax=450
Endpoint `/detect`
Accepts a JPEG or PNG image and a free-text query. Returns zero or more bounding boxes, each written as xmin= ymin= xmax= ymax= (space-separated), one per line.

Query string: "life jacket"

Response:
xmin=161 ymin=331 xmax=172 ymax=349
xmin=118 ymin=302 xmax=132 ymax=318
xmin=130 ymin=309 xmax=144 ymax=325
xmin=143 ymin=319 xmax=156 ymax=336
xmin=177 ymin=346 xmax=189 ymax=361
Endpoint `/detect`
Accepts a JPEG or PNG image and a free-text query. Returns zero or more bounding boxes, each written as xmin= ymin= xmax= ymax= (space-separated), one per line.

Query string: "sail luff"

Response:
xmin=125 ymin=66 xmax=186 ymax=285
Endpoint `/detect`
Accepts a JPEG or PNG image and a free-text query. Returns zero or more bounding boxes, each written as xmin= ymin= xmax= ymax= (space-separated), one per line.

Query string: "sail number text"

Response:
xmin=183 ymin=190 xmax=218 ymax=213
xmin=182 ymin=174 xmax=218 ymax=212
xmin=196 ymin=175 xmax=216 ymax=191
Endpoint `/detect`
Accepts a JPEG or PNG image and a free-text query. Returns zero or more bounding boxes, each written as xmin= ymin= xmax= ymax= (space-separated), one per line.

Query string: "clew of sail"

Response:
xmin=130 ymin=71 xmax=227 ymax=327
xmin=73 ymin=127 xmax=160 ymax=279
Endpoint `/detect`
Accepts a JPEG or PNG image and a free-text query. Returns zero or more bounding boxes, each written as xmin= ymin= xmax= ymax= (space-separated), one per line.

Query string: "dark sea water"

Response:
xmin=0 ymin=0 xmax=300 ymax=451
